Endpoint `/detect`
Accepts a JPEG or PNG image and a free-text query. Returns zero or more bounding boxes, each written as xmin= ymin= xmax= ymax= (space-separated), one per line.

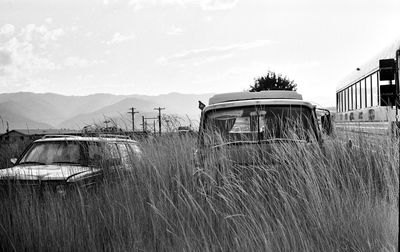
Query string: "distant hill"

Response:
xmin=0 ymin=103 xmax=53 ymax=130
xmin=0 ymin=99 xmax=65 ymax=126
xmin=0 ymin=92 xmax=214 ymax=132
xmin=131 ymin=92 xmax=213 ymax=118
xmin=59 ymin=97 xmax=159 ymax=129
xmin=0 ymin=92 xmax=127 ymax=123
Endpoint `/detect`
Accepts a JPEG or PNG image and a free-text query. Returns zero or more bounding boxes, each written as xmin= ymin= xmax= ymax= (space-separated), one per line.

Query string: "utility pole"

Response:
xmin=396 ymin=49 xmax=400 ymax=193
xmin=142 ymin=116 xmax=145 ymax=132
xmin=395 ymin=49 xmax=400 ymax=127
xmin=154 ymin=107 xmax=165 ymax=136
xmin=104 ymin=120 xmax=111 ymax=130
xmin=128 ymin=107 xmax=139 ymax=134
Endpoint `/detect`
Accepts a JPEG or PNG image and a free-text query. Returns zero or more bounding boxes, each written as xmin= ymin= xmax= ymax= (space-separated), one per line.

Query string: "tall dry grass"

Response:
xmin=0 ymin=133 xmax=398 ymax=251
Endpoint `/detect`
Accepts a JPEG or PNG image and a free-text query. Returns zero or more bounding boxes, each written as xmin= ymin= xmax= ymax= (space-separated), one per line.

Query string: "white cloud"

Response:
xmin=157 ymin=40 xmax=272 ymax=65
xmin=103 ymin=0 xmax=114 ymax=5
xmin=205 ymin=16 xmax=213 ymax=22
xmin=155 ymin=56 xmax=167 ymax=65
xmin=166 ymin=26 xmax=184 ymax=35
xmin=0 ymin=23 xmax=66 ymax=88
xmin=19 ymin=24 xmax=64 ymax=49
xmin=1 ymin=37 xmax=59 ymax=74
xmin=64 ymin=56 xmax=105 ymax=68
xmin=110 ymin=0 xmax=240 ymax=11
xmin=0 ymin=50 xmax=12 ymax=67
xmin=200 ymin=0 xmax=239 ymax=10
xmin=64 ymin=57 xmax=90 ymax=68
xmin=69 ymin=25 xmax=79 ymax=32
xmin=45 ymin=17 xmax=53 ymax=24
xmin=0 ymin=24 xmax=15 ymax=36
xmin=193 ymin=53 xmax=234 ymax=66
xmin=103 ymin=32 xmax=135 ymax=44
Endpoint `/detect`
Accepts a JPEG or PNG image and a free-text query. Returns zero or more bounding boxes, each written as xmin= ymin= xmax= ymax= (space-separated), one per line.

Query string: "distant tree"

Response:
xmin=249 ymin=71 xmax=297 ymax=92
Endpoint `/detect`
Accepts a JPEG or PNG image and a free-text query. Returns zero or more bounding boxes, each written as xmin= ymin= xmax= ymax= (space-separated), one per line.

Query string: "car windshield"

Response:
xmin=19 ymin=141 xmax=90 ymax=166
xmin=202 ymin=105 xmax=318 ymax=146
xmin=18 ymin=140 xmax=142 ymax=167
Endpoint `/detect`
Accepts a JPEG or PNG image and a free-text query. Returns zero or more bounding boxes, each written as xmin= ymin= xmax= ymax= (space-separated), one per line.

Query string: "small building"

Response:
xmin=0 ymin=129 xmax=82 ymax=145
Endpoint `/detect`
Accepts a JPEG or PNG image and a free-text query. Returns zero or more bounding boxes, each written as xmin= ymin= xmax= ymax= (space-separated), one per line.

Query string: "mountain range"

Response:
xmin=0 ymin=92 xmax=214 ymax=133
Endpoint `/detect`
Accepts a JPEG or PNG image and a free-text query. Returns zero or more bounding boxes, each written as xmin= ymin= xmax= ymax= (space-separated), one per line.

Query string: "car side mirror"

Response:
xmin=10 ymin=158 xmax=17 ymax=165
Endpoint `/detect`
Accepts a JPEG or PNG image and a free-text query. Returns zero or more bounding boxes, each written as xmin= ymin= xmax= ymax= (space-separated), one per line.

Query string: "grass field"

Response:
xmin=0 ymin=132 xmax=398 ymax=251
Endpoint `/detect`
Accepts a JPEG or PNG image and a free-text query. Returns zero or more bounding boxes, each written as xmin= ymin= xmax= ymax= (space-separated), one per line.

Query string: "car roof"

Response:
xmin=34 ymin=135 xmax=137 ymax=143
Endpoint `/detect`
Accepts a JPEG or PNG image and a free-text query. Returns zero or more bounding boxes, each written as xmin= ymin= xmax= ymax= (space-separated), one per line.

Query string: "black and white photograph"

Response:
xmin=0 ymin=0 xmax=399 ymax=251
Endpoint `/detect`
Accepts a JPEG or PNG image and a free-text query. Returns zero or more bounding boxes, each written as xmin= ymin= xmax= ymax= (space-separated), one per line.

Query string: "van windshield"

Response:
xmin=202 ymin=105 xmax=318 ymax=146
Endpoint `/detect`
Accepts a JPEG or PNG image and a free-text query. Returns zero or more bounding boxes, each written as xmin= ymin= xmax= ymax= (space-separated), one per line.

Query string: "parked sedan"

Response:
xmin=0 ymin=135 xmax=142 ymax=196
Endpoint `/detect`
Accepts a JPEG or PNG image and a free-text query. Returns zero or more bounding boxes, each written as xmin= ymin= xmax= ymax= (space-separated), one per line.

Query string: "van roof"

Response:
xmin=209 ymin=91 xmax=302 ymax=105
xmin=204 ymin=99 xmax=314 ymax=112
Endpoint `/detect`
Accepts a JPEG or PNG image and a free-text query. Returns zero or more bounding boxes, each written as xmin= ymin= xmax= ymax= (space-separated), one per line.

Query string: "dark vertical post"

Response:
xmin=395 ymin=49 xmax=400 ymax=131
xmin=154 ymin=107 xmax=165 ymax=136
xmin=142 ymin=116 xmax=145 ymax=132
xmin=128 ymin=107 xmax=139 ymax=136
xmin=396 ymin=49 xmax=400 ymax=188
xmin=104 ymin=120 xmax=110 ymax=129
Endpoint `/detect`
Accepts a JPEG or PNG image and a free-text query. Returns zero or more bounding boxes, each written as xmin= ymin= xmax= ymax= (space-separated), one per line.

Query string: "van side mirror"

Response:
xmin=198 ymin=101 xmax=206 ymax=110
xmin=317 ymin=108 xmax=333 ymax=135
xmin=321 ymin=114 xmax=332 ymax=135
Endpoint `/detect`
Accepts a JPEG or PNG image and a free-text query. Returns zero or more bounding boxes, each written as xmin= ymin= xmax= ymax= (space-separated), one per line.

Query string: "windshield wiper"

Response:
xmin=19 ymin=161 xmax=46 ymax=165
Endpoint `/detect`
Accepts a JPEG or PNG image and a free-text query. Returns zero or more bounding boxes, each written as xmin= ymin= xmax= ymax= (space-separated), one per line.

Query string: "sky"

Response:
xmin=0 ymin=0 xmax=399 ymax=106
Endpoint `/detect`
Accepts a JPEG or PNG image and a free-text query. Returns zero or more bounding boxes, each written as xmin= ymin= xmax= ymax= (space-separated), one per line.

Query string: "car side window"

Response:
xmin=117 ymin=143 xmax=130 ymax=166
xmin=117 ymin=142 xmax=142 ymax=168
xmin=105 ymin=143 xmax=121 ymax=166
xmin=87 ymin=142 xmax=103 ymax=167
xmin=128 ymin=143 xmax=142 ymax=161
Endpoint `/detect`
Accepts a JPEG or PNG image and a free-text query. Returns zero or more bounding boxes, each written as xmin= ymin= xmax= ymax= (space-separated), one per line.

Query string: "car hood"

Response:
xmin=0 ymin=165 xmax=101 ymax=181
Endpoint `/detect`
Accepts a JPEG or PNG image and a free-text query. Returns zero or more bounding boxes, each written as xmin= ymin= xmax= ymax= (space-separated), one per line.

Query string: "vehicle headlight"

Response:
xmin=56 ymin=184 xmax=66 ymax=195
